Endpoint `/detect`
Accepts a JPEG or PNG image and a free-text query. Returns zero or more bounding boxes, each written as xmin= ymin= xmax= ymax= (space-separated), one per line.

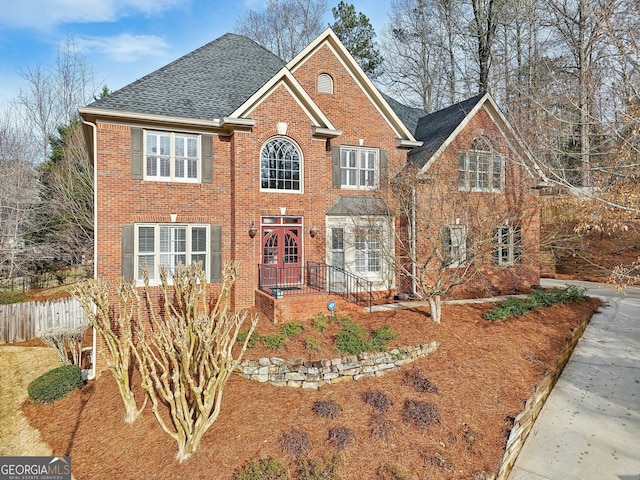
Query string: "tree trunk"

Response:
xmin=428 ymin=295 xmax=442 ymax=324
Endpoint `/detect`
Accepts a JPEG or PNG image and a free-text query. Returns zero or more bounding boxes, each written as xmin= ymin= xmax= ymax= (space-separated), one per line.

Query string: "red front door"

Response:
xmin=261 ymin=219 xmax=302 ymax=286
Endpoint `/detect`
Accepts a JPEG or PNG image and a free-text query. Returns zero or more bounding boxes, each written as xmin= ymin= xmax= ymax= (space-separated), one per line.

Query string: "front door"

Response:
xmin=261 ymin=217 xmax=302 ymax=286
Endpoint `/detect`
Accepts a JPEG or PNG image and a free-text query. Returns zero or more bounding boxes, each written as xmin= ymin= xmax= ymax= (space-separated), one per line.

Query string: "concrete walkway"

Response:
xmin=508 ymin=278 xmax=640 ymax=480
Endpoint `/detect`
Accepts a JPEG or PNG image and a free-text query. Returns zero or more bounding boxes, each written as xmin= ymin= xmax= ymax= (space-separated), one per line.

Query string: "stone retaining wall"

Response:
xmin=495 ymin=311 xmax=592 ymax=480
xmin=237 ymin=341 xmax=438 ymax=389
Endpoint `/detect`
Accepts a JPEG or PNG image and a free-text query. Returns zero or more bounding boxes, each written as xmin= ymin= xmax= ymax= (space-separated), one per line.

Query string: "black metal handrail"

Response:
xmin=258 ymin=262 xmax=373 ymax=311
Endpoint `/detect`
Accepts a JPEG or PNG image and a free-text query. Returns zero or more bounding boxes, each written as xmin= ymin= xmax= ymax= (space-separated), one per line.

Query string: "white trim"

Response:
xmin=325 ymin=215 xmax=395 ymax=290
xmin=134 ymin=223 xmax=211 ymax=286
xmin=230 ymin=68 xmax=337 ymax=131
xmin=418 ymin=93 xmax=542 ymax=181
xmin=143 ymin=130 xmax=202 ymax=183
xmin=287 ymin=28 xmax=418 ymax=143
xmin=259 ymin=136 xmax=304 ymax=194
xmin=338 ymin=145 xmax=379 ymax=190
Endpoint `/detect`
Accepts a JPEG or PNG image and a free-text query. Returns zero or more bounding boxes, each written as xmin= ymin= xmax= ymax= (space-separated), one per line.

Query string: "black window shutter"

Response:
xmin=513 ymin=227 xmax=523 ymax=263
xmin=465 ymin=226 xmax=474 ymax=261
xmin=332 ymin=146 xmax=341 ymax=188
xmin=122 ymin=225 xmax=135 ymax=279
xmin=131 ymin=128 xmax=143 ymax=180
xmin=379 ymin=150 xmax=388 ymax=190
xmin=441 ymin=226 xmax=451 ymax=266
xmin=492 ymin=227 xmax=501 ymax=265
xmin=210 ymin=225 xmax=222 ymax=282
xmin=202 ymin=134 xmax=213 ymax=183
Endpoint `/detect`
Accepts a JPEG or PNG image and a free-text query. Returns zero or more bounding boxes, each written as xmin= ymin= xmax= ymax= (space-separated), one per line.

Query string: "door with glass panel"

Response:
xmin=261 ymin=217 xmax=302 ymax=287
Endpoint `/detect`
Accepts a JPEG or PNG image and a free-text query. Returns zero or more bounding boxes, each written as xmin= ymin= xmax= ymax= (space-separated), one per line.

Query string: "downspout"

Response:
xmin=411 ymin=185 xmax=418 ymax=298
xmin=81 ymin=117 xmax=98 ymax=381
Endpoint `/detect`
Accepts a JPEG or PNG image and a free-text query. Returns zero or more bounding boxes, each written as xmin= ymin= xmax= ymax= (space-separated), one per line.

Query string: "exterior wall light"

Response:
xmin=309 ymin=225 xmax=318 ymax=238
xmin=249 ymin=221 xmax=258 ymax=238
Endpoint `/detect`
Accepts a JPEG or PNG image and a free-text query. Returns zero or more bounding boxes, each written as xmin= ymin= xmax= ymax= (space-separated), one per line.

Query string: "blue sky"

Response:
xmin=0 ymin=0 xmax=391 ymax=109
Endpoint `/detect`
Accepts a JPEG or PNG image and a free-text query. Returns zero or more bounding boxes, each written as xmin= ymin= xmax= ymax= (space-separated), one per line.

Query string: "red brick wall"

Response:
xmin=93 ymin=40 xmax=539 ymax=317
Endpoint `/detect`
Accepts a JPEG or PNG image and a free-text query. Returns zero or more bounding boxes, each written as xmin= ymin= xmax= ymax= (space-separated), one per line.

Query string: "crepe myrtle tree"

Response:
xmin=72 ymin=278 xmax=147 ymax=423
xmin=136 ymin=261 xmax=258 ymax=462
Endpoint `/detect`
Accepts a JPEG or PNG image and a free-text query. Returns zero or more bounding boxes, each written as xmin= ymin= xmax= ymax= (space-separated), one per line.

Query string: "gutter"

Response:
xmin=80 ymin=116 xmax=98 ymax=381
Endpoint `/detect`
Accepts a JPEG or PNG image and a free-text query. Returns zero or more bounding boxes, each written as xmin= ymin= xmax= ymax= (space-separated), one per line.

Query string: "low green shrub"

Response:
xmin=312 ymin=315 xmax=328 ymax=332
xmin=0 ymin=290 xmax=28 ymax=305
xmin=483 ymin=286 xmax=588 ymax=321
xmin=261 ymin=333 xmax=287 ymax=351
xmin=369 ymin=325 xmax=399 ymax=352
xmin=280 ymin=321 xmax=305 ymax=339
xmin=27 ymin=364 xmax=83 ymax=404
xmin=335 ymin=320 xmax=399 ymax=355
xmin=335 ymin=320 xmax=370 ymax=355
xmin=237 ymin=329 xmax=260 ymax=349
xmin=234 ymin=457 xmax=288 ymax=480
xmin=304 ymin=337 xmax=320 ymax=354
xmin=296 ymin=455 xmax=341 ymax=480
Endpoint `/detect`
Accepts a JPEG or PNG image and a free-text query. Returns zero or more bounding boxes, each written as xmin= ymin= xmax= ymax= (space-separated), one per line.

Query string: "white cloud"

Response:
xmin=76 ymin=34 xmax=169 ymax=62
xmin=0 ymin=0 xmax=186 ymax=31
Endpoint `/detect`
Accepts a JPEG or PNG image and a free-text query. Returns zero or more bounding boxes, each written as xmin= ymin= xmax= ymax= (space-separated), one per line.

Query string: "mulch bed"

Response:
xmin=22 ymin=298 xmax=601 ymax=479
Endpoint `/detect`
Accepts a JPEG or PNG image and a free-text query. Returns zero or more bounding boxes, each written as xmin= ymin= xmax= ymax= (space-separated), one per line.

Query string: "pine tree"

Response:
xmin=330 ymin=2 xmax=383 ymax=78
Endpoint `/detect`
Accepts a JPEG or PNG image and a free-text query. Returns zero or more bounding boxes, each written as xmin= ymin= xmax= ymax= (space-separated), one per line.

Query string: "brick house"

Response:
xmin=79 ymin=28 xmax=540 ymax=325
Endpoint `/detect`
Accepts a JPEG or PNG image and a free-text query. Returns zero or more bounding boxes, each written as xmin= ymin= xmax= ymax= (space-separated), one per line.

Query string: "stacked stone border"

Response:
xmin=237 ymin=341 xmax=438 ymax=389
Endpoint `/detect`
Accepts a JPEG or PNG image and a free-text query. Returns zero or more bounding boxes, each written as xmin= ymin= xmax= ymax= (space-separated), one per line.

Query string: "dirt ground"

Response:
xmin=19 ymin=297 xmax=601 ymax=480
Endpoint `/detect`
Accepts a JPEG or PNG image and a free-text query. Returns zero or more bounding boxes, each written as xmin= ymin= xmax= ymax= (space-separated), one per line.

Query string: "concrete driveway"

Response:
xmin=509 ymin=279 xmax=640 ymax=480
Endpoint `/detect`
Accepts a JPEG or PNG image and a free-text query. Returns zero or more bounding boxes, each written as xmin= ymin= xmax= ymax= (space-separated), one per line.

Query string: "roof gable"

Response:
xmin=87 ymin=33 xmax=285 ymax=120
xmin=409 ymin=93 xmax=485 ymax=170
xmin=409 ymin=92 xmax=540 ymax=179
xmin=287 ymin=28 xmax=420 ymax=146
xmin=230 ymin=68 xmax=339 ymax=135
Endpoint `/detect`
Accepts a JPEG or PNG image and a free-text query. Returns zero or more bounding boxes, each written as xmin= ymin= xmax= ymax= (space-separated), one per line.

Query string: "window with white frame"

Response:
xmin=493 ymin=226 xmax=521 ymax=265
xmin=458 ymin=137 xmax=503 ymax=192
xmin=145 ymin=131 xmax=200 ymax=182
xmin=340 ymin=146 xmax=378 ymax=189
xmin=355 ymin=227 xmax=382 ymax=274
xmin=442 ymin=225 xmax=467 ymax=267
xmin=136 ymin=224 xmax=209 ymax=282
xmin=330 ymin=227 xmax=345 ymax=269
xmin=260 ymin=137 xmax=302 ymax=192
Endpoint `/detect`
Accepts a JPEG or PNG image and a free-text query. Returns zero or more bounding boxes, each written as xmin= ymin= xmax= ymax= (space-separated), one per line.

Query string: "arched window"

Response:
xmin=317 ymin=73 xmax=334 ymax=94
xmin=260 ymin=137 xmax=302 ymax=192
xmin=458 ymin=136 xmax=503 ymax=192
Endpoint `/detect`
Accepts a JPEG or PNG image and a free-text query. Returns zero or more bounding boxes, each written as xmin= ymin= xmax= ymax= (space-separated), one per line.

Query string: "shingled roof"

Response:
xmin=380 ymin=93 xmax=427 ymax=135
xmin=88 ymin=33 xmax=286 ymax=120
xmin=409 ymin=93 xmax=485 ymax=169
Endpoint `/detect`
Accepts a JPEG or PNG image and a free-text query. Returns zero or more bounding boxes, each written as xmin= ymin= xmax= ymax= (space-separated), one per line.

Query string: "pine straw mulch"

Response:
xmin=22 ymin=297 xmax=602 ymax=480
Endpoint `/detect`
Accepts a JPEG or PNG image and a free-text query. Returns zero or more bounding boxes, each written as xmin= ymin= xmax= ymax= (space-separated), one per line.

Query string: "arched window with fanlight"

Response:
xmin=317 ymin=73 xmax=334 ymax=94
xmin=260 ymin=136 xmax=303 ymax=192
xmin=457 ymin=137 xmax=504 ymax=192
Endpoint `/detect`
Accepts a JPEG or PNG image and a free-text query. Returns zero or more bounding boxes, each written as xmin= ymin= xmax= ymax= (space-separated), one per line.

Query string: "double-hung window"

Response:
xmin=493 ymin=226 xmax=521 ymax=265
xmin=136 ymin=224 xmax=209 ymax=283
xmin=145 ymin=131 xmax=200 ymax=182
xmin=442 ymin=225 xmax=467 ymax=267
xmin=458 ymin=137 xmax=503 ymax=192
xmin=340 ymin=147 xmax=378 ymax=189
xmin=355 ymin=227 xmax=382 ymax=274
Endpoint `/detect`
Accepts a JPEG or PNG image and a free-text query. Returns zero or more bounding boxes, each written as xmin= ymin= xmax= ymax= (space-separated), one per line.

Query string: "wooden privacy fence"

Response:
xmin=0 ymin=297 xmax=89 ymax=344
